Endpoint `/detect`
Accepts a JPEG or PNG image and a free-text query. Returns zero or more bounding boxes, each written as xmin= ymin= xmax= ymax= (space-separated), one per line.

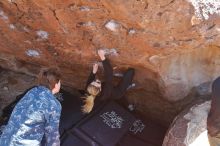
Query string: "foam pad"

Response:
xmin=72 ymin=101 xmax=136 ymax=146
xmin=61 ymin=133 xmax=88 ymax=146
xmin=59 ymin=90 xmax=85 ymax=135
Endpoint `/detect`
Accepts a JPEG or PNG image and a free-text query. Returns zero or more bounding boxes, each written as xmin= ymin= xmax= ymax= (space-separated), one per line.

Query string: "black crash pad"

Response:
xmin=61 ymin=132 xmax=88 ymax=146
xmin=59 ymin=90 xmax=85 ymax=135
xmin=118 ymin=118 xmax=166 ymax=146
xmin=59 ymin=89 xmax=104 ymax=136
xmin=71 ymin=101 xmax=136 ymax=146
xmin=1 ymin=89 xmax=166 ymax=146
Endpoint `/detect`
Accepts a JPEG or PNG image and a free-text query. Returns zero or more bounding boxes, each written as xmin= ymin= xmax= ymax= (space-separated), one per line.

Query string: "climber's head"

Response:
xmin=87 ymin=79 xmax=101 ymax=96
xmin=38 ymin=68 xmax=61 ymax=94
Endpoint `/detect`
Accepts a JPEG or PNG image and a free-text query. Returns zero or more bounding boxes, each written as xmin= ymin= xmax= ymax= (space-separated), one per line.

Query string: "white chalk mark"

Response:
xmin=101 ymin=48 xmax=119 ymax=56
xmin=23 ymin=26 xmax=30 ymax=32
xmin=9 ymin=24 xmax=16 ymax=30
xmin=0 ymin=10 xmax=9 ymax=22
xmin=105 ymin=20 xmax=120 ymax=32
xmin=80 ymin=6 xmax=91 ymax=11
xmin=26 ymin=49 xmax=40 ymax=57
xmin=36 ymin=30 xmax=49 ymax=39
xmin=129 ymin=29 xmax=136 ymax=34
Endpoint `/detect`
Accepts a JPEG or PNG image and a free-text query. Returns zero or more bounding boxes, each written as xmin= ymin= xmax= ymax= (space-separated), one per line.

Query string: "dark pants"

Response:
xmin=111 ymin=68 xmax=135 ymax=100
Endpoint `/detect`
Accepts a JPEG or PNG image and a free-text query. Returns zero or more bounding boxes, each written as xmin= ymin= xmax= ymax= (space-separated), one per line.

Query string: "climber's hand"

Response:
xmin=98 ymin=50 xmax=106 ymax=61
xmin=93 ymin=63 xmax=98 ymax=74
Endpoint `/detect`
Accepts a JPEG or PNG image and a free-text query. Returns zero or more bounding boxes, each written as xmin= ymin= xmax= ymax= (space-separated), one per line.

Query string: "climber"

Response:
xmin=0 ymin=68 xmax=62 ymax=146
xmin=81 ymin=49 xmax=135 ymax=113
xmin=207 ymin=77 xmax=220 ymax=146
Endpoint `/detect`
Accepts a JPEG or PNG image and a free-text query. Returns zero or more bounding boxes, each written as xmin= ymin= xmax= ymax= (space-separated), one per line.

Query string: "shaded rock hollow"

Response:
xmin=0 ymin=0 xmax=220 ymax=126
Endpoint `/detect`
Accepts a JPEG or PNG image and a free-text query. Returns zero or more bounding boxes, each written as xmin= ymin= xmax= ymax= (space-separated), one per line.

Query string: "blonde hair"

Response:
xmin=81 ymin=84 xmax=101 ymax=113
xmin=87 ymin=84 xmax=101 ymax=96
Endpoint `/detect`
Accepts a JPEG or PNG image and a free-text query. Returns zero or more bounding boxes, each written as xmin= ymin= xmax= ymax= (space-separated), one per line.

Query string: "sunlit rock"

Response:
xmin=187 ymin=0 xmax=220 ymax=20
xmin=163 ymin=101 xmax=211 ymax=146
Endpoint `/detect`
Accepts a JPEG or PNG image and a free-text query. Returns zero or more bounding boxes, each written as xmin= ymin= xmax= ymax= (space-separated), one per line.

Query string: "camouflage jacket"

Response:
xmin=0 ymin=86 xmax=61 ymax=146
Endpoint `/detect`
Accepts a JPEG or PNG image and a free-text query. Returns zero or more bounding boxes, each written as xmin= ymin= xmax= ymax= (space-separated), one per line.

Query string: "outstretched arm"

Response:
xmin=97 ymin=50 xmax=113 ymax=99
xmin=102 ymin=59 xmax=113 ymax=83
xmin=98 ymin=50 xmax=113 ymax=83
xmin=85 ymin=63 xmax=99 ymax=90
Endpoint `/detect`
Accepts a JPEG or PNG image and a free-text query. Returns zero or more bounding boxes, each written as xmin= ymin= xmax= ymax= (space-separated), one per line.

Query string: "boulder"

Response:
xmin=163 ymin=100 xmax=211 ymax=146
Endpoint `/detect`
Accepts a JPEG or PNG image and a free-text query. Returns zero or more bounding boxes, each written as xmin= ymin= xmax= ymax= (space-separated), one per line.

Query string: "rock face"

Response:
xmin=163 ymin=100 xmax=211 ymax=146
xmin=0 ymin=69 xmax=35 ymax=115
xmin=0 ymin=0 xmax=219 ymax=125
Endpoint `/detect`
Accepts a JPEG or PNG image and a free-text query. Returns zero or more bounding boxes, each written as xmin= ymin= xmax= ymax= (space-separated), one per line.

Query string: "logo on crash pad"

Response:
xmin=100 ymin=111 xmax=124 ymax=129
